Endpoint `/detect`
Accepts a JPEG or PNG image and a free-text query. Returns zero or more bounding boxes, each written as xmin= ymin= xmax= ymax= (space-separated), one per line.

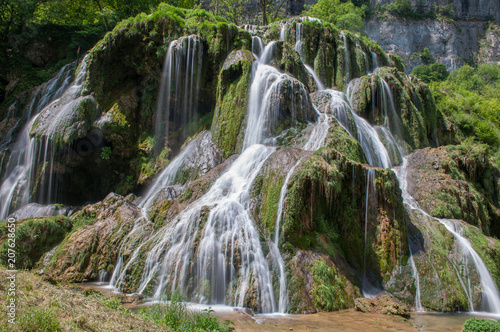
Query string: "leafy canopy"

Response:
xmin=411 ymin=63 xmax=449 ymax=83
xmin=430 ymin=64 xmax=500 ymax=161
xmin=302 ymin=0 xmax=365 ymax=32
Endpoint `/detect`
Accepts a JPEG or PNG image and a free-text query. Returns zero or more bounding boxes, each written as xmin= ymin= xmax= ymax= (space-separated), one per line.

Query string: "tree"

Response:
xmin=302 ymin=0 xmax=365 ymax=32
xmin=259 ymin=0 xmax=287 ymax=25
xmin=0 ymin=0 xmax=43 ymax=41
xmin=411 ymin=63 xmax=449 ymax=83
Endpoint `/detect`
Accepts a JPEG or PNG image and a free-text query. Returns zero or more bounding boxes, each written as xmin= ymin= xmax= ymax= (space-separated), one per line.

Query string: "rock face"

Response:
xmin=370 ymin=0 xmax=500 ymax=22
xmin=404 ymin=146 xmax=500 ymax=238
xmin=365 ymin=18 xmax=490 ymax=73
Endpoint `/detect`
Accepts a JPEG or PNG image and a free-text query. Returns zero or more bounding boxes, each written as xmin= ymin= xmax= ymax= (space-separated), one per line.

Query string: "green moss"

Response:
xmin=211 ymin=50 xmax=254 ymax=157
xmin=310 ymin=258 xmax=350 ymax=311
xmin=0 ymin=216 xmax=73 ymax=270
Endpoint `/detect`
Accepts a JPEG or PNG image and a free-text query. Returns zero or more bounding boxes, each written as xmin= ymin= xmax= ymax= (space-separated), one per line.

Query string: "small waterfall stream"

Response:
xmin=396 ymin=157 xmax=500 ymax=315
xmin=409 ymin=248 xmax=424 ymax=311
xmin=0 ymin=59 xmax=87 ymax=219
xmin=362 ymin=169 xmax=381 ymax=298
xmin=155 ymin=35 xmax=202 ymax=151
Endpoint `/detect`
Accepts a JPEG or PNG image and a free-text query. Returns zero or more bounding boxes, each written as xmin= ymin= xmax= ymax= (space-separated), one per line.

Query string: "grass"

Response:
xmin=0 ymin=267 xmax=233 ymax=331
xmin=139 ymin=301 xmax=234 ymax=332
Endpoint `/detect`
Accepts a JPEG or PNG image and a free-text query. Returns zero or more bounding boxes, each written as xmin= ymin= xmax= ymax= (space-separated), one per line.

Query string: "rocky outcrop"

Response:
xmin=365 ymin=17 xmax=489 ymax=73
xmin=211 ymin=49 xmax=254 ymax=157
xmin=282 ymin=147 xmax=408 ymax=302
xmin=348 ymin=67 xmax=440 ymax=152
xmin=370 ymin=0 xmax=500 ymax=22
xmin=404 ymin=145 xmax=500 ymax=238
xmin=44 ymin=193 xmax=149 ymax=282
xmin=354 ymin=294 xmax=410 ymax=318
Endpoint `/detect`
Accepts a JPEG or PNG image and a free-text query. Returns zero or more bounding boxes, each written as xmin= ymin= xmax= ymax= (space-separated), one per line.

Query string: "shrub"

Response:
xmin=411 ymin=63 xmax=449 ymax=83
xmin=463 ymin=318 xmax=500 ymax=332
xmin=0 ymin=216 xmax=72 ymax=269
xmin=303 ymin=0 xmax=366 ymax=32
xmin=310 ymin=258 xmax=348 ymax=311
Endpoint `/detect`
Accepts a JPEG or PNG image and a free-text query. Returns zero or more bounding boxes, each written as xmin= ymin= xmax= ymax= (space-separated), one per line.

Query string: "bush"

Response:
xmin=0 ymin=216 xmax=72 ymax=270
xmin=463 ymin=318 xmax=500 ymax=332
xmin=411 ymin=63 xmax=449 ymax=83
xmin=303 ymin=0 xmax=366 ymax=32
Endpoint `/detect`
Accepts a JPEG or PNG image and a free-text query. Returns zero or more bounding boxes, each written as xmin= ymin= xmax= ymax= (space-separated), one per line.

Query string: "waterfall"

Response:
xmin=341 ymin=32 xmax=351 ymax=83
xmin=294 ymin=23 xmax=303 ymax=55
xmin=378 ymin=78 xmax=404 ymax=146
xmin=409 ymin=248 xmax=424 ymax=311
xmin=362 ymin=169 xmax=381 ymax=298
xmin=0 ymin=59 xmax=87 ymax=219
xmin=321 ymin=89 xmax=391 ymax=168
xmin=396 ymin=157 xmax=500 ymax=315
xmin=440 ymin=220 xmax=500 ymax=314
xmin=371 ymin=50 xmax=380 ymax=71
xmin=304 ymin=64 xmax=325 ymax=91
xmin=110 ymin=40 xmax=315 ymax=313
xmin=279 ymin=23 xmax=286 ymax=41
xmin=155 ymin=35 xmax=202 ymax=152
xmin=139 ymin=134 xmax=205 ymax=212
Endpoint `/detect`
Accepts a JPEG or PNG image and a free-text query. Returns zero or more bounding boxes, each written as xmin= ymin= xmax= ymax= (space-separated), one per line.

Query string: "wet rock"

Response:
xmin=26 ymin=41 xmax=58 ymax=67
xmin=355 ymin=294 xmax=410 ymax=318
xmin=8 ymin=203 xmax=77 ymax=220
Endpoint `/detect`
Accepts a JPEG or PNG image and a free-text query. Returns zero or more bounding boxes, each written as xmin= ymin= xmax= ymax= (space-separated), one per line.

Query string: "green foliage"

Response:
xmin=380 ymin=0 xmax=436 ymax=20
xmin=139 ymin=300 xmax=234 ymax=331
xmin=18 ymin=308 xmax=61 ymax=332
xmin=411 ymin=63 xmax=449 ymax=83
xmin=310 ymin=258 xmax=348 ymax=311
xmin=100 ymin=146 xmax=112 ymax=160
xmin=463 ymin=318 xmax=500 ymax=332
xmin=303 ymin=0 xmax=366 ymax=32
xmin=0 ymin=216 xmax=72 ymax=270
xmin=431 ymin=64 xmax=500 ymax=161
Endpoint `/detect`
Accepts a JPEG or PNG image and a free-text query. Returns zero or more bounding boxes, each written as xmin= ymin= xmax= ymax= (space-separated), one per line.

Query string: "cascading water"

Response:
xmin=377 ymin=77 xmax=404 ymax=147
xmin=370 ymin=51 xmax=380 ymax=69
xmin=293 ymin=21 xmax=326 ymax=92
xmin=304 ymin=65 xmax=325 ymax=91
xmin=111 ymin=38 xmax=313 ymax=313
xmin=319 ymin=88 xmax=392 ymax=168
xmin=294 ymin=23 xmax=303 ymax=55
xmin=0 ymin=59 xmax=87 ymax=219
xmin=341 ymin=32 xmax=351 ymax=83
xmin=362 ymin=169 xmax=382 ymax=298
xmin=139 ymin=134 xmax=206 ymax=213
xmin=279 ymin=23 xmax=286 ymax=41
xmin=396 ymin=157 xmax=500 ymax=315
xmin=155 ymin=35 xmax=202 ymax=152
xmin=409 ymin=248 xmax=424 ymax=311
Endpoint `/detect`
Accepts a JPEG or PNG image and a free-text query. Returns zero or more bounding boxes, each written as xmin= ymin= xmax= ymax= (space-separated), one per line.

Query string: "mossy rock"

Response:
xmin=349 ymin=67 xmax=438 ymax=153
xmin=211 ymin=49 xmax=254 ymax=157
xmin=283 ymin=146 xmax=408 ymax=293
xmin=0 ymin=216 xmax=72 ymax=270
xmin=43 ymin=193 xmax=147 ymax=282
